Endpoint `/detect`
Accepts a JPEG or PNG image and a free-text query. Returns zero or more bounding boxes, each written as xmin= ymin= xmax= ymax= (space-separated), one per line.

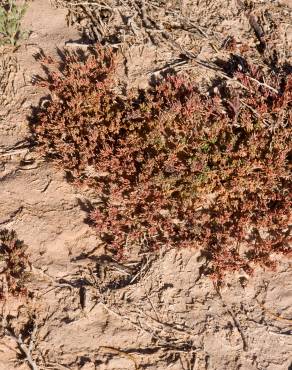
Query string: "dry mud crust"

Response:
xmin=0 ymin=0 xmax=291 ymax=370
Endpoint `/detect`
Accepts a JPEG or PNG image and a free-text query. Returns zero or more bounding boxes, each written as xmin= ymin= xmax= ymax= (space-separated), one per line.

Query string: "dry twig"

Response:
xmin=5 ymin=325 xmax=39 ymax=370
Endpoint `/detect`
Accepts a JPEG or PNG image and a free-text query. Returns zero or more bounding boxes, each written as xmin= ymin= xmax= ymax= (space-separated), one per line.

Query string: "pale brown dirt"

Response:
xmin=0 ymin=1 xmax=291 ymax=369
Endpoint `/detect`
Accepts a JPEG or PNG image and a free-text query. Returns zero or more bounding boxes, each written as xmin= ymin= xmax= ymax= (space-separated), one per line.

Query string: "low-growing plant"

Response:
xmin=0 ymin=228 xmax=30 ymax=298
xmin=31 ymin=45 xmax=291 ymax=281
xmin=0 ymin=0 xmax=28 ymax=47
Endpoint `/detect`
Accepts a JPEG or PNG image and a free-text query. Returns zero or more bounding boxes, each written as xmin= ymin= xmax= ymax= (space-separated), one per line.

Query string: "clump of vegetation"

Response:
xmin=0 ymin=0 xmax=27 ymax=47
xmin=0 ymin=229 xmax=30 ymax=298
xmin=31 ymin=45 xmax=291 ymax=281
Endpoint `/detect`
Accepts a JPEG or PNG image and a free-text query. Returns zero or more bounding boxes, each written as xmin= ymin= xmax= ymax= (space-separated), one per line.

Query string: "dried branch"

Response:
xmin=5 ymin=325 xmax=39 ymax=370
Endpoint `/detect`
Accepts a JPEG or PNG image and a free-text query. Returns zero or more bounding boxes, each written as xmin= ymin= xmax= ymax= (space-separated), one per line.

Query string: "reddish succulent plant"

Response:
xmin=31 ymin=45 xmax=291 ymax=281
xmin=0 ymin=229 xmax=30 ymax=298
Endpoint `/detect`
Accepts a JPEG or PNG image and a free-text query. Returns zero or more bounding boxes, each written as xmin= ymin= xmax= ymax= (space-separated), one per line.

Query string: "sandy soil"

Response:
xmin=0 ymin=0 xmax=291 ymax=369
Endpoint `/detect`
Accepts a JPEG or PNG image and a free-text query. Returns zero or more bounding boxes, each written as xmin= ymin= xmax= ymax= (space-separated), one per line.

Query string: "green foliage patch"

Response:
xmin=0 ymin=0 xmax=27 ymax=46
